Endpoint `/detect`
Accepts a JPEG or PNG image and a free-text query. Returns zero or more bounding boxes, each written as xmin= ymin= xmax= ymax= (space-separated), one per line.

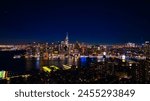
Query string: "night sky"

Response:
xmin=0 ymin=0 xmax=149 ymax=44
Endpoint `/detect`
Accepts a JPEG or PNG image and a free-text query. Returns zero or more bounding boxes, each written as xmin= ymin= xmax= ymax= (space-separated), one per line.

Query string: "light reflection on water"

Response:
xmin=25 ymin=57 xmax=99 ymax=71
xmin=0 ymin=51 xmax=103 ymax=73
xmin=25 ymin=57 xmax=80 ymax=71
xmin=0 ymin=54 xmax=98 ymax=73
xmin=36 ymin=58 xmax=40 ymax=70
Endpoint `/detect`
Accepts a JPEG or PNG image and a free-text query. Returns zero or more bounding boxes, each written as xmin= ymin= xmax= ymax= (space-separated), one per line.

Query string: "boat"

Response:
xmin=42 ymin=65 xmax=60 ymax=73
xmin=63 ymin=65 xmax=72 ymax=70
xmin=13 ymin=55 xmax=21 ymax=59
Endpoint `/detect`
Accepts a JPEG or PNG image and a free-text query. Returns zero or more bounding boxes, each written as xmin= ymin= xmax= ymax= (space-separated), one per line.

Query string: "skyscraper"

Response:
xmin=65 ymin=32 xmax=69 ymax=47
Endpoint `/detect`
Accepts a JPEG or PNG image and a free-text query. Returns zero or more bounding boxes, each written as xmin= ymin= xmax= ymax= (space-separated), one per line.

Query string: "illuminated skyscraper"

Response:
xmin=65 ymin=32 xmax=69 ymax=47
xmin=144 ymin=41 xmax=150 ymax=59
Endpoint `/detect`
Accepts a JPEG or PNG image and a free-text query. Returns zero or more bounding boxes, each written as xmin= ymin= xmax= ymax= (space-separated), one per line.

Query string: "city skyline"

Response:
xmin=0 ymin=32 xmax=148 ymax=45
xmin=0 ymin=0 xmax=150 ymax=44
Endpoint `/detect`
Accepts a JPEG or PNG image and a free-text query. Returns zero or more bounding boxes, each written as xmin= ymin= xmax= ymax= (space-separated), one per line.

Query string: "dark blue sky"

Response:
xmin=0 ymin=0 xmax=149 ymax=44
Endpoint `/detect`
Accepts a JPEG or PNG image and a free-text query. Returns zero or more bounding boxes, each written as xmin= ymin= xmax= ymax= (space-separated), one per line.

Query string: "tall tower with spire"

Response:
xmin=65 ymin=32 xmax=69 ymax=47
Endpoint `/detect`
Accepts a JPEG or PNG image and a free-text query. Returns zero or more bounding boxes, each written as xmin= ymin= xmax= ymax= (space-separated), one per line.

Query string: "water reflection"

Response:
xmin=26 ymin=58 xmax=33 ymax=71
xmin=1 ymin=54 xmax=98 ymax=72
xmin=36 ymin=58 xmax=40 ymax=70
xmin=25 ymin=57 xmax=98 ymax=71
